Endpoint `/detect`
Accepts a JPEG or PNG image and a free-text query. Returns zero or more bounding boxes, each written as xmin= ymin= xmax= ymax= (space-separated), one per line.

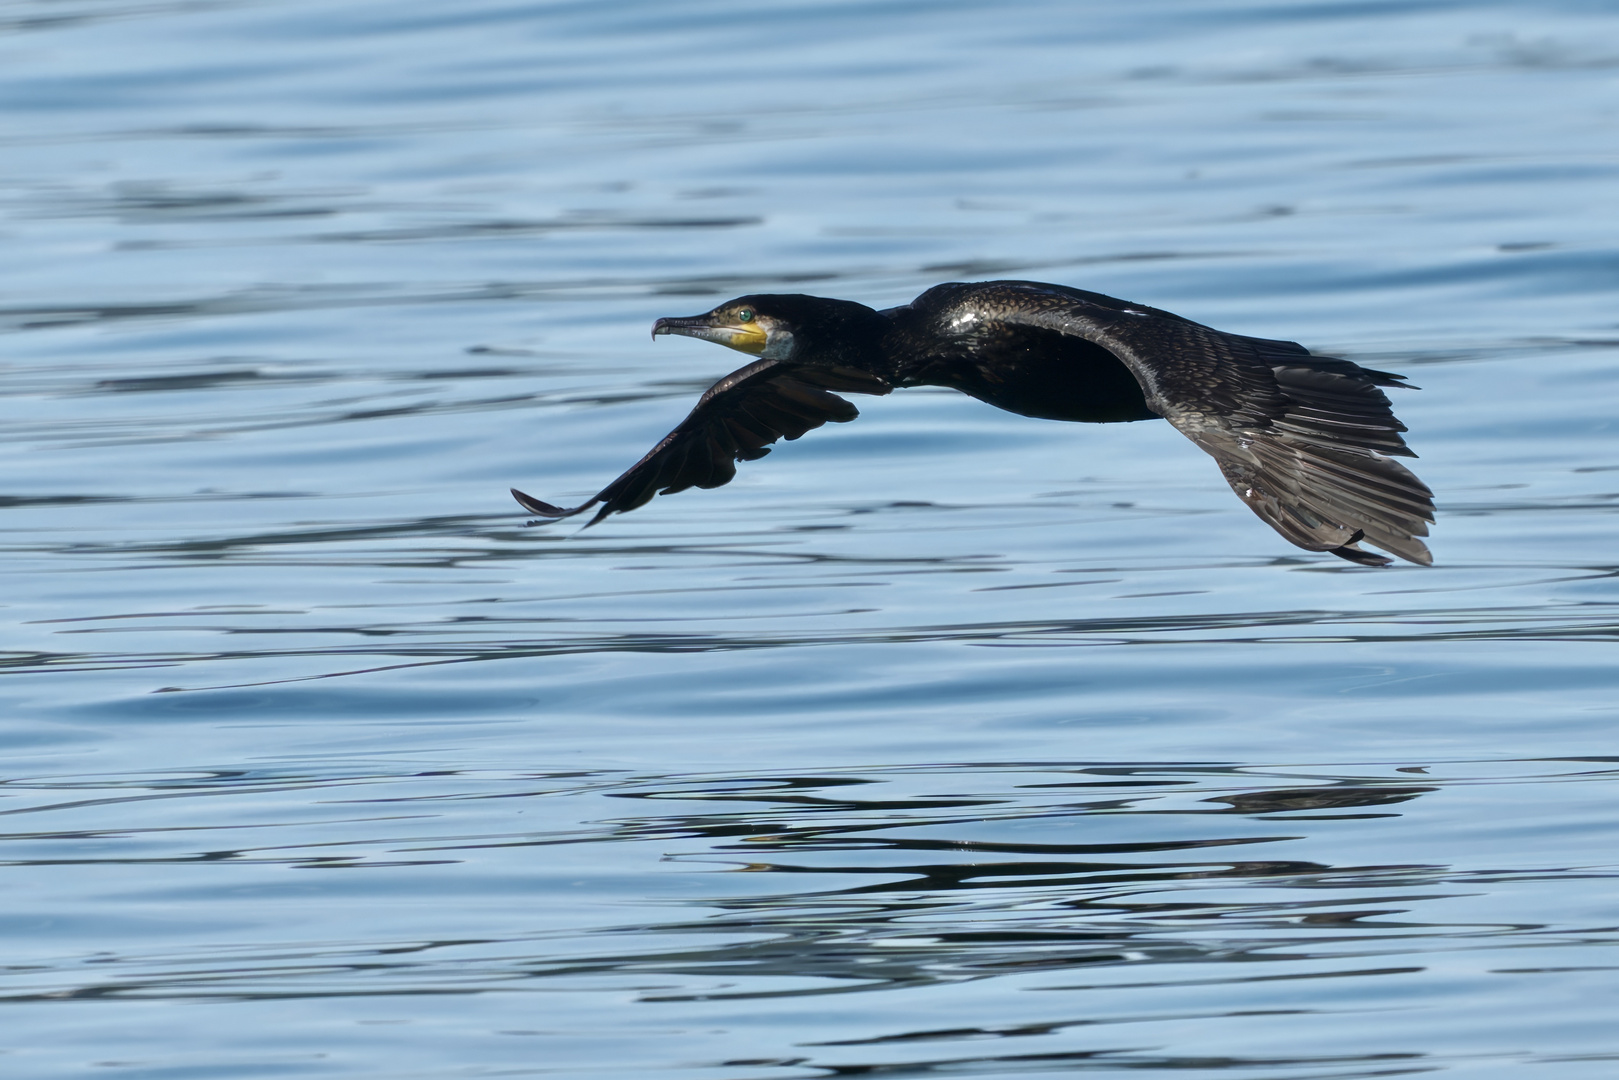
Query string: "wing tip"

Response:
xmin=511 ymin=487 xmax=593 ymax=525
xmin=1396 ymin=539 xmax=1435 ymax=566
xmin=510 ymin=487 xmax=562 ymax=514
xmin=1328 ymin=529 xmax=1433 ymax=567
xmin=1328 ymin=531 xmax=1393 ymax=567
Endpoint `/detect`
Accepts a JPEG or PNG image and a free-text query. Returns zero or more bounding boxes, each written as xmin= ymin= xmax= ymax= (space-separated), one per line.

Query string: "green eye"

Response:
xmin=736 ymin=308 xmax=754 ymax=323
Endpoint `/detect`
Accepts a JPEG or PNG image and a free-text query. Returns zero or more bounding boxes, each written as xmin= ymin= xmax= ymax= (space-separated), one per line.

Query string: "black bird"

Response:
xmin=512 ymin=280 xmax=1433 ymax=566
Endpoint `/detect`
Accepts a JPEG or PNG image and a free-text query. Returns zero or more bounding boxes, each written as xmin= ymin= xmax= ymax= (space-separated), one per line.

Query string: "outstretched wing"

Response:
xmin=915 ymin=281 xmax=1434 ymax=565
xmin=513 ymin=359 xmax=892 ymax=526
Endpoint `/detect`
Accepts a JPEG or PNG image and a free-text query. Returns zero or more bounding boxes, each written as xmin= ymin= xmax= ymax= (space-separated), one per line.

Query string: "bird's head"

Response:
xmin=652 ymin=294 xmax=887 ymax=364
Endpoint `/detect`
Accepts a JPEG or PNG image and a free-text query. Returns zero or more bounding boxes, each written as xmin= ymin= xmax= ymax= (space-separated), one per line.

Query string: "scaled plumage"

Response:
xmin=512 ymin=281 xmax=1434 ymax=566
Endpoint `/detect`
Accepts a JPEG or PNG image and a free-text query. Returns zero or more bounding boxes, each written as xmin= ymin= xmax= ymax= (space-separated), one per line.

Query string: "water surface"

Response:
xmin=3 ymin=1 xmax=1619 ymax=1076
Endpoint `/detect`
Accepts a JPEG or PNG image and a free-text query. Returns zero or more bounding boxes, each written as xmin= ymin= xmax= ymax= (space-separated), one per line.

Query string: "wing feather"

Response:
xmin=919 ymin=281 xmax=1435 ymax=564
xmin=512 ymin=359 xmax=890 ymax=526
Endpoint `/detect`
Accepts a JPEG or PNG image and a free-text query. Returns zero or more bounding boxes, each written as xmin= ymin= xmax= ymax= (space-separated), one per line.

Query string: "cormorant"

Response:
xmin=512 ymin=280 xmax=1433 ymax=566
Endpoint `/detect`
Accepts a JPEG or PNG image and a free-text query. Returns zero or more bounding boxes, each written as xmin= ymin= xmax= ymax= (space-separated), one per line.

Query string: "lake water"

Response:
xmin=4 ymin=0 xmax=1619 ymax=1076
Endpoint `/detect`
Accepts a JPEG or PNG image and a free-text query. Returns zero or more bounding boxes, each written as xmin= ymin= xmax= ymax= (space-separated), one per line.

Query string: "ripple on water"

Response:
xmin=2 ymin=758 xmax=1617 ymax=1076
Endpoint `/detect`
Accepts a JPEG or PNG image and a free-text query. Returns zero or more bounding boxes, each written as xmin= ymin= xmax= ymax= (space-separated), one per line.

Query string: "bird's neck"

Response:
xmin=790 ymin=305 xmax=892 ymax=373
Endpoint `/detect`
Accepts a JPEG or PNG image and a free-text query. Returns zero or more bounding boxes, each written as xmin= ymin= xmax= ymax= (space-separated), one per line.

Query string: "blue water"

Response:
xmin=4 ymin=1 xmax=1619 ymax=1076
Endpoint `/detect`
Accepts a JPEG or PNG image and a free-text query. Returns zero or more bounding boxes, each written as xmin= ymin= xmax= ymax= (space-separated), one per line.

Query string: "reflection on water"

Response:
xmin=4 ymin=758 xmax=1617 ymax=1076
xmin=5 ymin=0 xmax=1619 ymax=1076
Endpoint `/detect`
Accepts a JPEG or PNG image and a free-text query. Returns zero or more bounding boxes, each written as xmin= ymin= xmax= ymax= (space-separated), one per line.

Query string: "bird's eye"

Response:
xmin=736 ymin=308 xmax=754 ymax=323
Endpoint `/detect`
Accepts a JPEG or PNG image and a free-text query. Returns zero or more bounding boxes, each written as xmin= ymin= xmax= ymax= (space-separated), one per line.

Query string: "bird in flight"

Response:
xmin=512 ymin=280 xmax=1433 ymax=566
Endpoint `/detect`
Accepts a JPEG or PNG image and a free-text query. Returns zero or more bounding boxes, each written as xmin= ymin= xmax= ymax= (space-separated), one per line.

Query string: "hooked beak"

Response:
xmin=651 ymin=313 xmax=768 ymax=355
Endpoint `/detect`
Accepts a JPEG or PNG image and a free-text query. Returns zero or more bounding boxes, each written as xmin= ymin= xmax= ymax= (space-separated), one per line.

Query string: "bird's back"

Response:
xmin=880 ymin=281 xmax=1161 ymax=423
